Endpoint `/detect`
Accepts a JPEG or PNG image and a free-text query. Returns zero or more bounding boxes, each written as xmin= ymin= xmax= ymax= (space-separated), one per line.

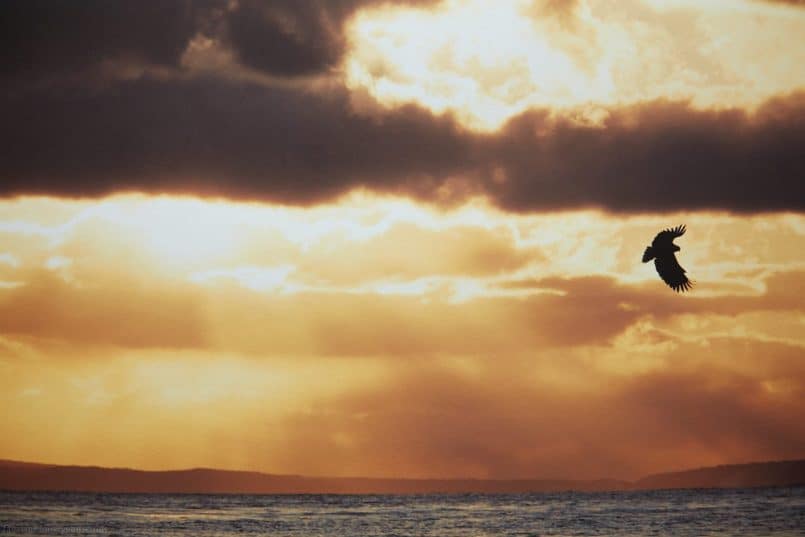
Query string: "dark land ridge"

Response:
xmin=1 ymin=458 xmax=803 ymax=494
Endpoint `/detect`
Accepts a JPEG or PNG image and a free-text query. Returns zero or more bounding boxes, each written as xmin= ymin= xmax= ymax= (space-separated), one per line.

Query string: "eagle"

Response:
xmin=642 ymin=225 xmax=692 ymax=292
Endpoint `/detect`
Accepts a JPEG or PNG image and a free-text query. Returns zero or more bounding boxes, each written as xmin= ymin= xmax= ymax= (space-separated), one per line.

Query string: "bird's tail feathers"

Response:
xmin=642 ymin=246 xmax=655 ymax=263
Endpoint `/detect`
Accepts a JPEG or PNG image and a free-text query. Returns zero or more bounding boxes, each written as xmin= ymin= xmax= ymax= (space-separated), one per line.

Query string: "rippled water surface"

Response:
xmin=1 ymin=487 xmax=803 ymax=536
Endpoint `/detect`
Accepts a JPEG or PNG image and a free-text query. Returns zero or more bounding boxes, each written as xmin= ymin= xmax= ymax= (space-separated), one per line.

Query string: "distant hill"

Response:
xmin=0 ymin=460 xmax=627 ymax=494
xmin=0 ymin=458 xmax=803 ymax=494
xmin=634 ymin=460 xmax=805 ymax=491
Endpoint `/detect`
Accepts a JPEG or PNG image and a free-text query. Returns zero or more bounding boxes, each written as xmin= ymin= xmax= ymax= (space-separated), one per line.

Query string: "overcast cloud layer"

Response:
xmin=1 ymin=0 xmax=803 ymax=213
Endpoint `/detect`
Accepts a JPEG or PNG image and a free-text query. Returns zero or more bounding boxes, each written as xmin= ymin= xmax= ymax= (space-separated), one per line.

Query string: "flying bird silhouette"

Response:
xmin=642 ymin=225 xmax=692 ymax=292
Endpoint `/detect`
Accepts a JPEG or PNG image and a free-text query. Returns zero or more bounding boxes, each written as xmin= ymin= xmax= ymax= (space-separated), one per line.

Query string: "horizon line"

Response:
xmin=3 ymin=456 xmax=804 ymax=484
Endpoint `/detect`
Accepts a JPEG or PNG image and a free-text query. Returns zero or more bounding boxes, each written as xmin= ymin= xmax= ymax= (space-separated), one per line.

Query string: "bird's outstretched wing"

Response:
xmin=652 ymin=224 xmax=686 ymax=247
xmin=654 ymin=252 xmax=692 ymax=292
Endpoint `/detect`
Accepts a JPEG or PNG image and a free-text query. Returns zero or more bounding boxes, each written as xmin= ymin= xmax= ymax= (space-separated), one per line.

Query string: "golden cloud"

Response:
xmin=1 ymin=195 xmax=803 ymax=477
xmin=345 ymin=0 xmax=805 ymax=130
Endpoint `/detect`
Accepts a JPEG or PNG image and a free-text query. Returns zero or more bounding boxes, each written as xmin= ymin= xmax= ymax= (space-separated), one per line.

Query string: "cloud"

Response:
xmin=618 ymin=366 xmax=805 ymax=465
xmin=266 ymin=352 xmax=805 ymax=479
xmin=1 ymin=195 xmax=803 ymax=355
xmin=0 ymin=195 xmax=803 ymax=477
xmin=288 ymin=222 xmax=537 ymax=284
xmin=0 ymin=0 xmax=442 ymax=84
xmin=513 ymin=270 xmax=805 ymax=319
xmin=1 ymin=72 xmax=804 ymax=212
xmin=0 ymin=77 xmax=471 ymax=204
xmin=223 ymin=0 xmax=438 ymax=78
xmin=0 ymin=1 xmax=209 ymax=83
xmin=196 ymin=282 xmax=643 ymax=357
xmin=2 ymin=328 xmax=802 ymax=478
xmin=223 ymin=0 xmax=351 ymax=77
xmin=1 ymin=1 xmax=804 ymax=212
xmin=3 ymin=261 xmax=802 ymax=358
xmin=344 ymin=0 xmax=805 ymax=130
xmin=0 ymin=270 xmax=207 ymax=349
xmin=481 ymin=96 xmax=805 ymax=212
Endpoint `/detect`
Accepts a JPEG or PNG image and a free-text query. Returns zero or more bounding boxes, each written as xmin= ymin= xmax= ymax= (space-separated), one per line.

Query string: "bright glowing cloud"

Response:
xmin=1 ymin=195 xmax=804 ymax=477
xmin=345 ymin=0 xmax=805 ymax=130
xmin=3 ymin=194 xmax=803 ymax=295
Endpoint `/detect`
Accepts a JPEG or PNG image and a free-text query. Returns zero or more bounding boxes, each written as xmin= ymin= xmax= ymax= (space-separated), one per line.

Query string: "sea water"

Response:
xmin=1 ymin=486 xmax=803 ymax=536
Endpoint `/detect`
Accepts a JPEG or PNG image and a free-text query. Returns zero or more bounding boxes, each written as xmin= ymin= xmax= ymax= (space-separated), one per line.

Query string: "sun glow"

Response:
xmin=2 ymin=193 xmax=803 ymax=300
xmin=2 ymin=194 xmax=805 ymax=476
xmin=344 ymin=0 xmax=805 ymax=131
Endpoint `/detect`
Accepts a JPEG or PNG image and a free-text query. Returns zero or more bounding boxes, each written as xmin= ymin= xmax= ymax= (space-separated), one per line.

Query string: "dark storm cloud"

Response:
xmin=0 ymin=1 xmax=207 ymax=82
xmin=1 ymin=71 xmax=804 ymax=213
xmin=224 ymin=0 xmax=346 ymax=77
xmin=480 ymin=97 xmax=805 ymax=212
xmin=225 ymin=0 xmax=440 ymax=77
xmin=0 ymin=77 xmax=471 ymax=203
xmin=0 ymin=0 xmax=439 ymax=83
xmin=1 ymin=1 xmax=803 ymax=212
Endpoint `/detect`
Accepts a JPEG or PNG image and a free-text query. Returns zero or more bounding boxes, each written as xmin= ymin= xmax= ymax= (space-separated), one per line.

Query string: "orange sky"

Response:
xmin=1 ymin=195 xmax=803 ymax=479
xmin=1 ymin=0 xmax=804 ymax=480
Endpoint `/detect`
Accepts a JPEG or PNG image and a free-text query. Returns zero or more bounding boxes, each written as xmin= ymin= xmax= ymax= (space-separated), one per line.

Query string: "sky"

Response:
xmin=0 ymin=0 xmax=803 ymax=481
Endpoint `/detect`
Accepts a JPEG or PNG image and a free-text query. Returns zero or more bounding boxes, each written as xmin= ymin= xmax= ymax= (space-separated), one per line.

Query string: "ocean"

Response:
xmin=1 ymin=486 xmax=803 ymax=536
